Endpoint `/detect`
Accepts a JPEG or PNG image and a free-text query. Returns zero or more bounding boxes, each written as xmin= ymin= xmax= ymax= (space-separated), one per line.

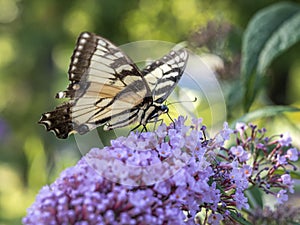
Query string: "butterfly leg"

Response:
xmin=166 ymin=112 xmax=175 ymax=129
xmin=141 ymin=125 xmax=148 ymax=132
xmin=141 ymin=116 xmax=163 ymax=131
xmin=153 ymin=118 xmax=164 ymax=130
xmin=201 ymin=127 xmax=207 ymax=142
xmin=130 ymin=123 xmax=141 ymax=132
xmin=129 ymin=123 xmax=148 ymax=134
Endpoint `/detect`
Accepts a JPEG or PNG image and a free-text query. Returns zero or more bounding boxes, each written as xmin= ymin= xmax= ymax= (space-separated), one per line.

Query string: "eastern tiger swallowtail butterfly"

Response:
xmin=39 ymin=32 xmax=188 ymax=139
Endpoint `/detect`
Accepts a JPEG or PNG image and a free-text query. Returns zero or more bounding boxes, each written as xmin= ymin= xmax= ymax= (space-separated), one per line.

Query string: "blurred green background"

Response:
xmin=0 ymin=0 xmax=300 ymax=224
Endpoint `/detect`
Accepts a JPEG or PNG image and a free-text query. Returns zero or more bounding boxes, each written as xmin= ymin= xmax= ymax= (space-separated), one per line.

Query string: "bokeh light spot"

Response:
xmin=0 ymin=36 xmax=16 ymax=68
xmin=63 ymin=10 xmax=93 ymax=36
xmin=0 ymin=0 xmax=19 ymax=23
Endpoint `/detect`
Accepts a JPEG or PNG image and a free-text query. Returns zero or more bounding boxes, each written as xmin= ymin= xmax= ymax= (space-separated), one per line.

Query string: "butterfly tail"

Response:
xmin=38 ymin=103 xmax=74 ymax=139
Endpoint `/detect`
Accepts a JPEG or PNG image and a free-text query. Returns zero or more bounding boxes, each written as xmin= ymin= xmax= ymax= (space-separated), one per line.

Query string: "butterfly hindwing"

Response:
xmin=142 ymin=48 xmax=188 ymax=104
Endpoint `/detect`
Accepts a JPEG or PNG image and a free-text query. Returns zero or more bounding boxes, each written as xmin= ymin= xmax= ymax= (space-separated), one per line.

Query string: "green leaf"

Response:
xmin=245 ymin=186 xmax=263 ymax=209
xmin=241 ymin=2 xmax=300 ymax=111
xmin=232 ymin=105 xmax=300 ymax=126
xmin=290 ymin=170 xmax=300 ymax=180
xmin=229 ymin=210 xmax=252 ymax=225
xmin=257 ymin=12 xmax=300 ymax=74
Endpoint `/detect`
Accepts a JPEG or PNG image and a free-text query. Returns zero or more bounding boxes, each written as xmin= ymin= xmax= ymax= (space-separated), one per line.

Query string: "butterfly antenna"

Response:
xmin=166 ymin=97 xmax=197 ymax=107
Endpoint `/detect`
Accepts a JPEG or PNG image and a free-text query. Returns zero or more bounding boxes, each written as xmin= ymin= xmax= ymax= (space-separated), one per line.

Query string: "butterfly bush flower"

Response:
xmin=23 ymin=117 xmax=300 ymax=225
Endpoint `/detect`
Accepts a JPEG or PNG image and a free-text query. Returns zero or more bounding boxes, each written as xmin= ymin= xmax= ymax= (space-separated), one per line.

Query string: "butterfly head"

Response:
xmin=145 ymin=103 xmax=169 ymax=123
xmin=160 ymin=104 xmax=169 ymax=114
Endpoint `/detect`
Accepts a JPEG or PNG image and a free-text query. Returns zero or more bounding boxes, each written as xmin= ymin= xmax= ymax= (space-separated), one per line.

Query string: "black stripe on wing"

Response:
xmin=142 ymin=48 xmax=188 ymax=104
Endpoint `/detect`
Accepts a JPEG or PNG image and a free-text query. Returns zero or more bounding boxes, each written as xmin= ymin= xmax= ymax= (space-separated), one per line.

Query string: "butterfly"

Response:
xmin=39 ymin=32 xmax=189 ymax=139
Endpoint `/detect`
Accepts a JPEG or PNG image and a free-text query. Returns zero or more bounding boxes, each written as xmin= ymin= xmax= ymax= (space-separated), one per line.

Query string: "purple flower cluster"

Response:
xmin=225 ymin=122 xmax=299 ymax=204
xmin=23 ymin=117 xmax=299 ymax=225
